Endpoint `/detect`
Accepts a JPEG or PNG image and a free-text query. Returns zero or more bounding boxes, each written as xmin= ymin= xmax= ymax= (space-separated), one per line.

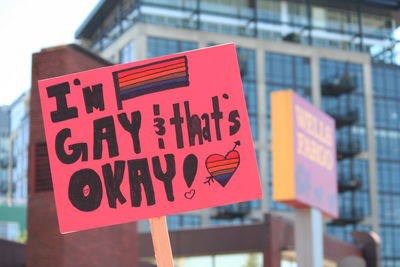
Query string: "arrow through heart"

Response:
xmin=205 ymin=141 xmax=241 ymax=187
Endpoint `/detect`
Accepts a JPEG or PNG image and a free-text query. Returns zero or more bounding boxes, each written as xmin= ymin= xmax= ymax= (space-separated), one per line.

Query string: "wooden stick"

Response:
xmin=149 ymin=216 xmax=174 ymax=267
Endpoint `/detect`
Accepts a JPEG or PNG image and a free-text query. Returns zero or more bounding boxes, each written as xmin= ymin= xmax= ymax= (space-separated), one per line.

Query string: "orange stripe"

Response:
xmin=206 ymin=158 xmax=239 ymax=168
xmin=119 ymin=72 xmax=187 ymax=91
xmin=119 ymin=62 xmax=186 ymax=83
xmin=118 ymin=57 xmax=185 ymax=78
xmin=119 ymin=66 xmax=187 ymax=87
xmin=208 ymin=163 xmax=239 ymax=173
xmin=210 ymin=168 xmax=237 ymax=176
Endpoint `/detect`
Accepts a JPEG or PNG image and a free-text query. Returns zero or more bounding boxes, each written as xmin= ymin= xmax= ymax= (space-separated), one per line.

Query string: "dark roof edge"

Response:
xmin=69 ymin=43 xmax=113 ymax=66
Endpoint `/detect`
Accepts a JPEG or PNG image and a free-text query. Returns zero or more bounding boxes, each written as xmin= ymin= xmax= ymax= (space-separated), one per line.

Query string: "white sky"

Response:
xmin=0 ymin=0 xmax=99 ymax=106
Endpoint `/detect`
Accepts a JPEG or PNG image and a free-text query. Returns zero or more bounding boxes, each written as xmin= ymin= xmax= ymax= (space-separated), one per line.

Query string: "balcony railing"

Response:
xmin=326 ymin=109 xmax=358 ymax=128
xmin=214 ymin=202 xmax=251 ymax=219
xmin=337 ymin=141 xmax=362 ymax=160
xmin=321 ymin=74 xmax=357 ymax=96
xmin=338 ymin=174 xmax=362 ymax=193
xmin=329 ymin=207 xmax=364 ymax=226
xmin=282 ymin=32 xmax=301 ymax=43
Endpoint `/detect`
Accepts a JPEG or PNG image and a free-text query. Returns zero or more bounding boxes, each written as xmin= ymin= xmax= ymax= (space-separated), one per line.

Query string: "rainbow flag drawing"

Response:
xmin=112 ymin=56 xmax=190 ymax=109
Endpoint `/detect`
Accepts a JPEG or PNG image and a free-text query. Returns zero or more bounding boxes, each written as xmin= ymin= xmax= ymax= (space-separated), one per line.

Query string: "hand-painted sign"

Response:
xmin=38 ymin=44 xmax=262 ymax=233
xmin=271 ymin=90 xmax=337 ymax=217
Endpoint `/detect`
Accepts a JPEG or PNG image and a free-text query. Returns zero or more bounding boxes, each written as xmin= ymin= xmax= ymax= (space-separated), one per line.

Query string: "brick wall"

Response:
xmin=27 ymin=44 xmax=138 ymax=267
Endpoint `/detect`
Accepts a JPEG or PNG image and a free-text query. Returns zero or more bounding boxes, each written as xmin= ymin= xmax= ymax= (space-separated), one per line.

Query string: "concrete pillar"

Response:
xmin=135 ymin=24 xmax=148 ymax=60
xmin=362 ymin=61 xmax=380 ymax=234
xmin=256 ymin=44 xmax=269 ymax=211
xmin=311 ymin=55 xmax=321 ymax=107
xmin=294 ymin=208 xmax=323 ymax=267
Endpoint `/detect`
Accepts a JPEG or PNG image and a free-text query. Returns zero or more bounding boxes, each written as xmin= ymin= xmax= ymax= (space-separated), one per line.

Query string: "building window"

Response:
xmin=147 ymin=37 xmax=197 ymax=59
xmin=119 ymin=41 xmax=135 ymax=64
xmin=288 ymin=1 xmax=308 ymax=26
xmin=141 ymin=214 xmax=201 ymax=232
xmin=257 ymin=0 xmax=281 ymax=22
xmin=373 ymin=64 xmax=400 ymax=264
xmin=167 ymin=214 xmax=201 ymax=231
xmin=265 ymin=52 xmax=311 ymax=142
xmin=210 ymin=217 xmax=253 ymax=226
xmin=373 ymin=65 xmax=400 ymax=98
xmin=237 ymin=47 xmax=258 ymax=140
xmin=381 ymin=226 xmax=400 ymax=263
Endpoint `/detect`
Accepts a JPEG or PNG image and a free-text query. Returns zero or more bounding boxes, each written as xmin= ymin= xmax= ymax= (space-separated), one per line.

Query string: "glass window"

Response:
xmin=147 ymin=37 xmax=197 ymax=59
xmin=362 ymin=13 xmax=392 ymax=38
xmin=288 ymin=1 xmax=308 ymax=26
xmin=201 ymin=0 xmax=253 ymax=17
xmin=380 ymin=225 xmax=400 ymax=261
xmin=373 ymin=65 xmax=400 ymax=263
xmin=210 ymin=217 xmax=253 ymax=226
xmin=265 ymin=52 xmax=311 ymax=142
xmin=257 ymin=0 xmax=281 ymax=22
xmin=312 ymin=6 xmax=358 ymax=34
xmin=237 ymin=47 xmax=258 ymax=139
xmin=119 ymin=41 xmax=135 ymax=63
xmin=166 ymin=214 xmax=201 ymax=230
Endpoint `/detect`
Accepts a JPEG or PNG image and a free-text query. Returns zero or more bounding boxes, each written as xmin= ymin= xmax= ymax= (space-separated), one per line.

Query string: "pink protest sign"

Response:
xmin=271 ymin=90 xmax=338 ymax=218
xmin=38 ymin=44 xmax=263 ymax=233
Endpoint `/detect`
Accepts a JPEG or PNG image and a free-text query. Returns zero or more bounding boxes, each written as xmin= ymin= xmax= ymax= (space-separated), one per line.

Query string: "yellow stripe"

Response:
xmin=207 ymin=158 xmax=239 ymax=167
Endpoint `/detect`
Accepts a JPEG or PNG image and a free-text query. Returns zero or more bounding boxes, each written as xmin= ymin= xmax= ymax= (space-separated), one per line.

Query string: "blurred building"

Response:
xmin=9 ymin=92 xmax=30 ymax=206
xmin=0 ymin=92 xmax=29 ymax=242
xmin=0 ymin=105 xmax=10 ymax=203
xmin=74 ymin=0 xmax=400 ymax=265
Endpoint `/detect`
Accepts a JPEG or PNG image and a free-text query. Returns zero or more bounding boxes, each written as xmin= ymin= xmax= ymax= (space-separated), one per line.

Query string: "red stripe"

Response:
xmin=118 ymin=62 xmax=186 ymax=83
xmin=119 ymin=66 xmax=187 ymax=87
xmin=117 ymin=58 xmax=186 ymax=78
xmin=207 ymin=156 xmax=239 ymax=163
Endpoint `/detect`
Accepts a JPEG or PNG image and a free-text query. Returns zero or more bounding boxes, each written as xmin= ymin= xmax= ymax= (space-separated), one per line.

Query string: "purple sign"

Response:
xmin=272 ymin=90 xmax=338 ymax=217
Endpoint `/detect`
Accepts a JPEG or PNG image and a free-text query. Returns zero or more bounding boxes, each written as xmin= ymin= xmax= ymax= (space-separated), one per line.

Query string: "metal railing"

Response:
xmin=321 ymin=74 xmax=357 ymax=96
xmin=214 ymin=202 xmax=251 ymax=219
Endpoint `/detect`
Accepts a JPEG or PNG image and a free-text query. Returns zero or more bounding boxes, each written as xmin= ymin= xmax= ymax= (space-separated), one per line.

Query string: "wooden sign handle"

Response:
xmin=149 ymin=216 xmax=174 ymax=267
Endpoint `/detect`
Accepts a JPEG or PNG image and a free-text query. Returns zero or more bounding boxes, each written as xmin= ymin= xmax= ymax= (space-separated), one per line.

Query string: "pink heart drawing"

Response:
xmin=184 ymin=189 xmax=196 ymax=199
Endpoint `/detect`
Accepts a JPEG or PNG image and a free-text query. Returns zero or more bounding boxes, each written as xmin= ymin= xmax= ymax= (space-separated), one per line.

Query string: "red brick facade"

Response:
xmin=27 ymin=44 xmax=138 ymax=267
